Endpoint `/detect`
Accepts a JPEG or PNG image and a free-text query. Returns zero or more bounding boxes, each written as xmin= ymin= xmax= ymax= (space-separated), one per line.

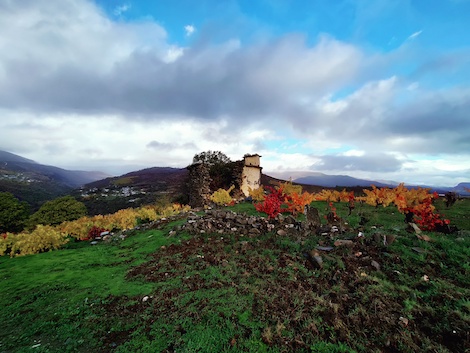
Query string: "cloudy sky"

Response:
xmin=1 ymin=0 xmax=469 ymax=186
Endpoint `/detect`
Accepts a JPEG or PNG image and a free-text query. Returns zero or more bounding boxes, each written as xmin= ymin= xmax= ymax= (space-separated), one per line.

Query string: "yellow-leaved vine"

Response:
xmin=210 ymin=185 xmax=235 ymax=205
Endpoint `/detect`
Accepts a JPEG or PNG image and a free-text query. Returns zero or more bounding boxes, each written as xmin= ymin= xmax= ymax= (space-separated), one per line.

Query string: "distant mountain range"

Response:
xmin=271 ymin=171 xmax=470 ymax=196
xmin=294 ymin=173 xmax=393 ymax=189
xmin=0 ymin=150 xmax=109 ymax=209
xmin=0 ymin=150 xmax=109 ymax=187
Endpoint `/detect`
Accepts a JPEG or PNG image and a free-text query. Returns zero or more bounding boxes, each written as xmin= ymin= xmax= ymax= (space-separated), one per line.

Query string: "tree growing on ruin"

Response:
xmin=192 ymin=151 xmax=238 ymax=191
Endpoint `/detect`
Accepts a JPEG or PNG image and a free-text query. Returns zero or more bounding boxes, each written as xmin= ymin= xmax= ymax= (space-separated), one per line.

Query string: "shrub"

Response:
xmin=255 ymin=186 xmax=285 ymax=219
xmin=28 ymin=196 xmax=87 ymax=228
xmin=0 ymin=192 xmax=30 ymax=233
xmin=9 ymin=225 xmax=68 ymax=257
xmin=249 ymin=186 xmax=265 ymax=202
xmin=0 ymin=233 xmax=15 ymax=256
xmin=210 ymin=185 xmax=235 ymax=206
xmin=86 ymin=226 xmax=109 ymax=240
xmin=277 ymin=181 xmax=302 ymax=196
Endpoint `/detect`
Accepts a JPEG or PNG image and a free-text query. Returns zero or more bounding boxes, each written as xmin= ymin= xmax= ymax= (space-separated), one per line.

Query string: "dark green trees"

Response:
xmin=0 ymin=192 xmax=30 ymax=233
xmin=29 ymin=196 xmax=87 ymax=227
xmin=192 ymin=151 xmax=231 ymax=166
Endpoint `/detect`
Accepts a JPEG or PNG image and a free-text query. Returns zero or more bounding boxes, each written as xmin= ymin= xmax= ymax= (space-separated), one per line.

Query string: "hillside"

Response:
xmin=453 ymin=182 xmax=470 ymax=196
xmin=0 ymin=150 xmax=109 ymax=210
xmin=1 ymin=201 xmax=469 ymax=352
xmin=76 ymin=167 xmax=189 ymax=215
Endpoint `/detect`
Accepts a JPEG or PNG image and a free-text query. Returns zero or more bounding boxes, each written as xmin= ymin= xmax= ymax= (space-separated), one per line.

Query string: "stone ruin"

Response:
xmin=174 ymin=207 xmax=347 ymax=239
xmin=186 ymin=154 xmax=262 ymax=209
xmin=186 ymin=161 xmax=212 ymax=209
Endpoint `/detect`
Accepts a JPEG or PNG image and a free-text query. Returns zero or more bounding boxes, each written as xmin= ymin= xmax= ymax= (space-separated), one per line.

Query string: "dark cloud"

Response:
xmin=389 ymin=91 xmax=470 ymax=133
xmin=312 ymin=153 xmax=403 ymax=173
xmin=410 ymin=49 xmax=470 ymax=80
xmin=10 ymin=37 xmax=356 ymax=120
xmin=0 ymin=0 xmax=361 ymax=122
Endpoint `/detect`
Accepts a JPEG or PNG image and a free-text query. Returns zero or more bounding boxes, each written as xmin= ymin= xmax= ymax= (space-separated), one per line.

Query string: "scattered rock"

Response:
xmin=399 ymin=317 xmax=409 ymax=327
xmin=311 ymin=254 xmax=323 ymax=269
xmin=412 ymin=247 xmax=426 ymax=254
xmin=334 ymin=239 xmax=354 ymax=247
xmin=371 ymin=260 xmax=381 ymax=271
xmin=304 ymin=205 xmax=321 ymax=230
xmin=417 ymin=234 xmax=433 ymax=242
xmin=408 ymin=222 xmax=422 ymax=235
xmin=373 ymin=233 xmax=382 ymax=245
xmin=384 ymin=234 xmax=397 ymax=246
xmin=316 ymin=246 xmax=334 ymax=252
xmin=305 ymin=250 xmax=323 ymax=269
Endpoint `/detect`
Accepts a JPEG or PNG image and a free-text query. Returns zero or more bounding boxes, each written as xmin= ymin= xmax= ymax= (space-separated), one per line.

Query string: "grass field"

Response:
xmin=1 ymin=199 xmax=469 ymax=352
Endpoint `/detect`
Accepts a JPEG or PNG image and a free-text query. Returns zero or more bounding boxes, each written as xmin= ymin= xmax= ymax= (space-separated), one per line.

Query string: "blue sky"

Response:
xmin=0 ymin=0 xmax=469 ymax=186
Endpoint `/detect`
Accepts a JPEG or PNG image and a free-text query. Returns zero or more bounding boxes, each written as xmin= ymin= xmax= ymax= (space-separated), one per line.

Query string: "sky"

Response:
xmin=0 ymin=0 xmax=469 ymax=187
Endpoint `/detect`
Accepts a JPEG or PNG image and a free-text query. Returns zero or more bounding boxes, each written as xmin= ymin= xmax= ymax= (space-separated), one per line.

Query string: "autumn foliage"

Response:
xmin=210 ymin=185 xmax=235 ymax=206
xmin=254 ymin=182 xmax=316 ymax=218
xmin=356 ymin=184 xmax=450 ymax=231
xmin=254 ymin=186 xmax=285 ymax=219
xmin=0 ymin=203 xmax=190 ymax=257
xmin=253 ymin=182 xmax=449 ymax=231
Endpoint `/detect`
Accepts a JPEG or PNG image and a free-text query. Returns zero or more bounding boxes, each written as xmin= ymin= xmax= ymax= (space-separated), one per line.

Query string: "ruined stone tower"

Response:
xmin=240 ymin=154 xmax=262 ymax=197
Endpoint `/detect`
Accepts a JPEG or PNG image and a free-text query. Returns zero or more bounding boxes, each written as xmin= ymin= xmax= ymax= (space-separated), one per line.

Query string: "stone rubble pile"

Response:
xmin=89 ymin=213 xmax=190 ymax=244
xmin=173 ymin=208 xmax=340 ymax=237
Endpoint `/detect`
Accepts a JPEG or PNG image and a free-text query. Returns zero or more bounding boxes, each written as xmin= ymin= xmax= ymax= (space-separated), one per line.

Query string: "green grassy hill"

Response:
xmin=1 ymin=200 xmax=469 ymax=352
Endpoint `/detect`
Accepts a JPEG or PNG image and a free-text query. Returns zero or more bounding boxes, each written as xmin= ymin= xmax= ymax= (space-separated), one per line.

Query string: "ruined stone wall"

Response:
xmin=187 ymin=162 xmax=212 ymax=208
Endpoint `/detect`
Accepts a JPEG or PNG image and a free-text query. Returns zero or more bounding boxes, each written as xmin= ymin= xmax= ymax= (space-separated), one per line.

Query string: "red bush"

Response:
xmin=84 ymin=226 xmax=109 ymax=241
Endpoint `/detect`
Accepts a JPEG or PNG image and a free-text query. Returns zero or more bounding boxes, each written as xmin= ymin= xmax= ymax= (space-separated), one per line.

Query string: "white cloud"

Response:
xmin=114 ymin=4 xmax=131 ymax=16
xmin=407 ymin=82 xmax=419 ymax=91
xmin=407 ymin=30 xmax=423 ymax=41
xmin=342 ymin=150 xmax=365 ymax=157
xmin=184 ymin=24 xmax=196 ymax=36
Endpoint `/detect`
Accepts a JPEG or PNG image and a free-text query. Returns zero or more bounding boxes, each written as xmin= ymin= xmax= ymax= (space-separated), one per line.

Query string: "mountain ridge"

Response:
xmin=0 ymin=150 xmax=109 ymax=187
xmin=0 ymin=150 xmax=111 ymax=210
xmin=0 ymin=150 xmax=37 ymax=164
